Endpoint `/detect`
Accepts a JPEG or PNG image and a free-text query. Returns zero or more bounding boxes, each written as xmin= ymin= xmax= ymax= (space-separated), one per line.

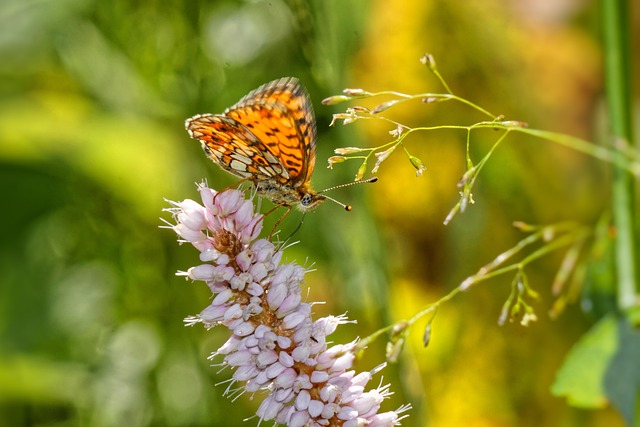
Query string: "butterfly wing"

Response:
xmin=225 ymin=77 xmax=317 ymax=188
xmin=186 ymin=113 xmax=289 ymax=181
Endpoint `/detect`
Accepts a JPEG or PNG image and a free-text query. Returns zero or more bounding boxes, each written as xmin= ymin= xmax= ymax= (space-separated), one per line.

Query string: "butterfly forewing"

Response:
xmin=226 ymin=77 xmax=317 ymax=186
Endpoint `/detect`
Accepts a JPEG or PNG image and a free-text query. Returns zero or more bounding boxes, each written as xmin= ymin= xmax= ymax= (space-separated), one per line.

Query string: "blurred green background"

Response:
xmin=1 ymin=0 xmax=638 ymax=426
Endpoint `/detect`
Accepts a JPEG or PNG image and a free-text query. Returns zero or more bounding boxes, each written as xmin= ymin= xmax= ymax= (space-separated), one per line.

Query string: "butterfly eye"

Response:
xmin=301 ymin=194 xmax=314 ymax=206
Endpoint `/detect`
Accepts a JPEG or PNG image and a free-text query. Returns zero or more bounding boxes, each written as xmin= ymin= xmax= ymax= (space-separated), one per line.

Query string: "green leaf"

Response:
xmin=551 ymin=314 xmax=617 ymax=408
xmin=603 ymin=318 xmax=640 ymax=427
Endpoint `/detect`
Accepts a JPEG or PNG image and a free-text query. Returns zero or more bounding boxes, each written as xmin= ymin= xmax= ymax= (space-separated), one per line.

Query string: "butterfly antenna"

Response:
xmin=318 ymin=177 xmax=378 ymax=211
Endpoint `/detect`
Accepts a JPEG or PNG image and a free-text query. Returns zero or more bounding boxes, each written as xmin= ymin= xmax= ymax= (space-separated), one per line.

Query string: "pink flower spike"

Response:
xmin=166 ymin=184 xmax=410 ymax=426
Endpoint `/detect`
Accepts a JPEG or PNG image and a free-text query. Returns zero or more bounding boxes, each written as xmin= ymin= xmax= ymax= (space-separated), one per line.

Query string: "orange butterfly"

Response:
xmin=185 ymin=77 xmax=375 ymax=216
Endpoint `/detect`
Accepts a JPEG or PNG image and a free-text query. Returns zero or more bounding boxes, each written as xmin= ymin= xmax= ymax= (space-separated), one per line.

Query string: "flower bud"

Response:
xmin=355 ymin=162 xmax=367 ymax=181
xmin=420 ymin=53 xmax=437 ymax=72
xmin=322 ymin=95 xmax=351 ymax=105
xmin=371 ymin=99 xmax=401 ymax=114
xmin=351 ymin=106 xmax=370 ymax=112
xmin=389 ymin=125 xmax=404 ymax=138
xmin=327 ymin=156 xmax=346 ymax=169
xmin=409 ymin=155 xmax=427 ymax=176
xmin=335 ymin=147 xmax=363 ymax=155
xmin=422 ymin=96 xmax=445 ymax=104
xmin=329 ymin=113 xmax=358 ymax=127
xmin=342 ymin=88 xmax=367 ymax=96
xmin=372 ymin=146 xmax=396 ymax=173
xmin=422 ymin=323 xmax=432 ymax=348
xmin=501 ymin=120 xmax=528 ymax=128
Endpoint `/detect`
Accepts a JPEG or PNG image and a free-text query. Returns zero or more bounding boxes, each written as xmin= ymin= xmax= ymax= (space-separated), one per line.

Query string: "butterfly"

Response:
xmin=185 ymin=77 xmax=376 ymax=217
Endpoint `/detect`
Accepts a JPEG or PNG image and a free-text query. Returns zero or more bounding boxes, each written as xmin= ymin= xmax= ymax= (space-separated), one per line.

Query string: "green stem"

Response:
xmin=448 ymin=94 xmax=497 ymax=120
xmin=513 ymin=128 xmax=621 ymax=166
xmin=602 ymin=0 xmax=637 ymax=311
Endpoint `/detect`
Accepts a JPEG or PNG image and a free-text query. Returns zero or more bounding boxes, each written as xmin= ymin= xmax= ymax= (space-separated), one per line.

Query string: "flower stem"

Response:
xmin=602 ymin=0 xmax=638 ymax=311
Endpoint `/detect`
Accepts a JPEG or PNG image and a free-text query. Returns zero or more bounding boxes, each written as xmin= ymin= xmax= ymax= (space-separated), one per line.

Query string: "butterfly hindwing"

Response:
xmin=186 ymin=114 xmax=288 ymax=181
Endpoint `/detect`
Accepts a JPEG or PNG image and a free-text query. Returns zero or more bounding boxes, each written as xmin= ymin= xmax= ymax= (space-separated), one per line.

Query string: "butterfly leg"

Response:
xmin=282 ymin=213 xmax=306 ymax=242
xmin=209 ymin=177 xmax=256 ymax=209
xmin=227 ymin=176 xmax=253 ymax=190
xmin=264 ymin=204 xmax=292 ymax=240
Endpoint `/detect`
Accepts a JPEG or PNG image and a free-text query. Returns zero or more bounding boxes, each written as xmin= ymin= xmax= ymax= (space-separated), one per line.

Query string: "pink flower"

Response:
xmin=165 ymin=184 xmax=410 ymax=426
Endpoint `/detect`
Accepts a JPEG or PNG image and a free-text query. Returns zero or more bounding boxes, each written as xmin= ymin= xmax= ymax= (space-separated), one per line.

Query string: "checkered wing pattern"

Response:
xmin=185 ymin=77 xmax=317 ymax=189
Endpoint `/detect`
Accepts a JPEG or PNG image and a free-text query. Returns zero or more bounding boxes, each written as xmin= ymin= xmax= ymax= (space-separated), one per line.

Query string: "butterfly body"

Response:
xmin=186 ymin=78 xmax=326 ymax=212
